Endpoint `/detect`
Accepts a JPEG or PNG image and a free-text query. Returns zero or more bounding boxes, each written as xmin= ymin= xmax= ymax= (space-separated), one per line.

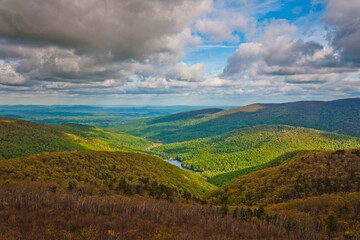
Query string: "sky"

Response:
xmin=0 ymin=0 xmax=359 ymax=105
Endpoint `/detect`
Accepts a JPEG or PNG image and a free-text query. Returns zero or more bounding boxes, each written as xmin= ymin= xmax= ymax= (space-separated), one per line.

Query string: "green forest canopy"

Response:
xmin=154 ymin=125 xmax=360 ymax=178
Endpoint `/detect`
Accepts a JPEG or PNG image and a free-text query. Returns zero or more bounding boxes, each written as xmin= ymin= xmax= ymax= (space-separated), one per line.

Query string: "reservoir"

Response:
xmin=164 ymin=159 xmax=197 ymax=173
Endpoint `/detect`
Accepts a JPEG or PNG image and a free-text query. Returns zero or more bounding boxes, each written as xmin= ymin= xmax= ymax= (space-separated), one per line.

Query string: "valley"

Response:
xmin=2 ymin=98 xmax=360 ymax=239
xmin=117 ymin=98 xmax=360 ymax=143
xmin=154 ymin=124 xmax=360 ymax=180
xmin=2 ymin=0 xmax=360 ymax=238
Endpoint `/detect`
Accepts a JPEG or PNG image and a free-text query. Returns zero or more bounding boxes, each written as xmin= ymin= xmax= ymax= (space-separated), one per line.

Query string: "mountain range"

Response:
xmin=117 ymin=98 xmax=360 ymax=143
xmin=2 ymin=98 xmax=360 ymax=239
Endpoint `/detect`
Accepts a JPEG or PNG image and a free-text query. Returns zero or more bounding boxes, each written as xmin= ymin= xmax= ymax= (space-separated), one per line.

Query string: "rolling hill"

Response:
xmin=116 ymin=108 xmax=224 ymax=141
xmin=57 ymin=123 xmax=152 ymax=152
xmin=116 ymin=98 xmax=360 ymax=143
xmin=0 ymin=117 xmax=153 ymax=160
xmin=207 ymin=148 xmax=360 ymax=206
xmin=2 ymin=106 xmax=359 ymax=239
xmin=265 ymin=191 xmax=360 ymax=238
xmin=0 ymin=151 xmax=214 ymax=197
xmin=153 ymin=125 xmax=360 ymax=179
xmin=208 ymin=150 xmax=311 ymax=186
xmin=0 ymin=181 xmax=296 ymax=240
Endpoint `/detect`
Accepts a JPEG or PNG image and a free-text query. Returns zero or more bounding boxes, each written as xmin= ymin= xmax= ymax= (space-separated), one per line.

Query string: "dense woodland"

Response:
xmin=267 ymin=192 xmax=360 ymax=239
xmin=0 ymin=151 xmax=213 ymax=197
xmin=208 ymin=150 xmax=311 ymax=186
xmin=208 ymin=149 xmax=360 ymax=206
xmin=2 ymin=99 xmax=360 ymax=239
xmin=118 ymin=98 xmax=360 ymax=143
xmin=0 ymin=117 xmax=153 ymax=160
xmin=206 ymin=148 xmax=360 ymax=238
xmin=155 ymin=125 xmax=360 ymax=179
xmin=57 ymin=123 xmax=153 ymax=152
xmin=0 ymin=182 xmax=316 ymax=240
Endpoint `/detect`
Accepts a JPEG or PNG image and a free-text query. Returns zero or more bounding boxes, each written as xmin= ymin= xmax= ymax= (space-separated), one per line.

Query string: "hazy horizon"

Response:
xmin=0 ymin=96 xmax=357 ymax=107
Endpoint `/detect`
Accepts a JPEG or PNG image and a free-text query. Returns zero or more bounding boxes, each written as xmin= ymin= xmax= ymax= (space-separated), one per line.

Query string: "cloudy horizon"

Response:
xmin=0 ymin=0 xmax=359 ymax=105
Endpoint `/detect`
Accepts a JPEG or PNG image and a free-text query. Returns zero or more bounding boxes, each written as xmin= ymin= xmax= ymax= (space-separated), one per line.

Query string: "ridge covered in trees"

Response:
xmin=116 ymin=98 xmax=360 ymax=143
xmin=0 ymin=181 xmax=308 ymax=240
xmin=0 ymin=151 xmax=214 ymax=197
xmin=0 ymin=117 xmax=153 ymax=160
xmin=154 ymin=125 xmax=360 ymax=179
xmin=3 ymin=98 xmax=360 ymax=238
xmin=207 ymin=148 xmax=360 ymax=206
xmin=208 ymin=150 xmax=311 ymax=186
xmin=204 ymin=148 xmax=360 ymax=238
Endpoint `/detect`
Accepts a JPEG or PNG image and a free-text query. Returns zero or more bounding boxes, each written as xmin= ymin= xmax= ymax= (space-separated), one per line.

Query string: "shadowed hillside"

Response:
xmin=117 ymin=98 xmax=360 ymax=143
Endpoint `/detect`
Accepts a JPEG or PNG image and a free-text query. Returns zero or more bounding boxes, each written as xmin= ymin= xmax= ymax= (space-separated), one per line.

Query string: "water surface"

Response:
xmin=164 ymin=159 xmax=197 ymax=173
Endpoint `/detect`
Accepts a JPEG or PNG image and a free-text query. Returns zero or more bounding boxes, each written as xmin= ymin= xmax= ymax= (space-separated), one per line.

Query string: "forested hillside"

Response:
xmin=207 ymin=148 xmax=360 ymax=206
xmin=57 ymin=123 xmax=152 ymax=152
xmin=116 ymin=108 xmax=223 ymax=140
xmin=117 ymin=98 xmax=360 ymax=143
xmin=266 ymin=192 xmax=360 ymax=238
xmin=0 ymin=181 xmax=304 ymax=240
xmin=0 ymin=117 xmax=153 ymax=160
xmin=2 ymin=108 xmax=360 ymax=238
xmin=0 ymin=150 xmax=327 ymax=240
xmin=0 ymin=151 xmax=214 ymax=197
xmin=208 ymin=150 xmax=311 ymax=186
xmin=154 ymin=125 xmax=360 ymax=179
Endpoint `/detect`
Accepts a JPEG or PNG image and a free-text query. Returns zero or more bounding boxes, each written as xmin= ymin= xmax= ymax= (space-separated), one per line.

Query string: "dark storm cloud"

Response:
xmin=323 ymin=0 xmax=360 ymax=64
xmin=221 ymin=38 xmax=333 ymax=78
xmin=221 ymin=34 xmax=348 ymax=79
xmin=0 ymin=0 xmax=211 ymax=60
xmin=263 ymin=40 xmax=323 ymax=67
xmin=0 ymin=0 xmax=211 ymax=87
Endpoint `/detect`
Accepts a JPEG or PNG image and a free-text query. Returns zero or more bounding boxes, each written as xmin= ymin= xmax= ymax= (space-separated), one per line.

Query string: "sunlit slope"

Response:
xmin=57 ymin=123 xmax=153 ymax=152
xmin=207 ymin=148 xmax=360 ymax=206
xmin=0 ymin=151 xmax=215 ymax=196
xmin=0 ymin=117 xmax=153 ymax=160
xmin=117 ymin=98 xmax=360 ymax=143
xmin=208 ymin=150 xmax=311 ymax=186
xmin=154 ymin=125 xmax=360 ymax=177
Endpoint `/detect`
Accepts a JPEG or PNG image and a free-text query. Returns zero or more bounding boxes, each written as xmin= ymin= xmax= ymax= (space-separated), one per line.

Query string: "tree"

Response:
xmin=221 ymin=203 xmax=229 ymax=217
xmin=326 ymin=214 xmax=338 ymax=239
xmin=232 ymin=207 xmax=238 ymax=219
